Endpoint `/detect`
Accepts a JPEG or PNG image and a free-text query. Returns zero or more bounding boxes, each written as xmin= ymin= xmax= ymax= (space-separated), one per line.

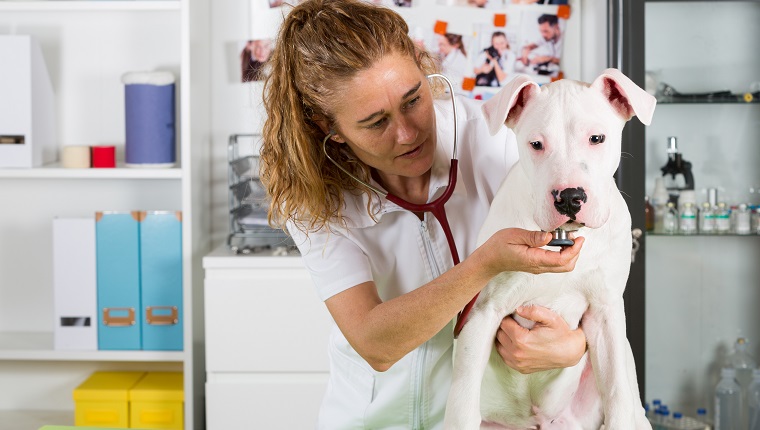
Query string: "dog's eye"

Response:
xmin=530 ymin=141 xmax=543 ymax=151
xmin=589 ymin=134 xmax=605 ymax=145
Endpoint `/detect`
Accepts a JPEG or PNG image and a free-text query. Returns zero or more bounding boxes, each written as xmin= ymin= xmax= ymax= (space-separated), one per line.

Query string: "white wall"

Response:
xmin=207 ymin=0 xmax=608 ymax=246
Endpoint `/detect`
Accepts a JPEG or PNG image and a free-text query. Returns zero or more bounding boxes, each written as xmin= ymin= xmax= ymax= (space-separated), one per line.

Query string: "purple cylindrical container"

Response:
xmin=122 ymin=71 xmax=176 ymax=168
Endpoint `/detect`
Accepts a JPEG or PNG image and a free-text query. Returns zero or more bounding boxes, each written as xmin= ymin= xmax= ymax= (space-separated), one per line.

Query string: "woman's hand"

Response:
xmin=480 ymin=228 xmax=584 ymax=278
xmin=495 ymin=305 xmax=586 ymax=373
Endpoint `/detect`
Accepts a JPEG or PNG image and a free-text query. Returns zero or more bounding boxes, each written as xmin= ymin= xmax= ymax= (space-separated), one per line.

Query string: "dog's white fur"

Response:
xmin=444 ymin=69 xmax=656 ymax=429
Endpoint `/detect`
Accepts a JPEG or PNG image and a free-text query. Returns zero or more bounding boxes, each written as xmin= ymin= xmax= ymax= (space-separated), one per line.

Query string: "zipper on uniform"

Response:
xmin=414 ymin=219 xmax=443 ymax=429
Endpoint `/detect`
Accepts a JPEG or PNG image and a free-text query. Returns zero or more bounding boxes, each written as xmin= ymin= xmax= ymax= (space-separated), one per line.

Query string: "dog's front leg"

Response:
xmin=583 ymin=295 xmax=650 ymax=430
xmin=444 ymin=304 xmax=504 ymax=430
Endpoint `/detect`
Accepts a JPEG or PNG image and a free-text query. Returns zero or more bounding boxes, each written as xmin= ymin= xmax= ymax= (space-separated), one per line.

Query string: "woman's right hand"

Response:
xmin=480 ymin=228 xmax=584 ymax=277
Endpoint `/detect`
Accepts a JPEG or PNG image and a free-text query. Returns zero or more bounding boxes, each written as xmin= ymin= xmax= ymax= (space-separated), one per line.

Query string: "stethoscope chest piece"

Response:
xmin=547 ymin=228 xmax=574 ymax=247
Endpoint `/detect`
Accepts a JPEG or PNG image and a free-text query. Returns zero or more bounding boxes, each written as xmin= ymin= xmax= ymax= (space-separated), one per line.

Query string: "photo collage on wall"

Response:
xmin=243 ymin=0 xmax=569 ymax=97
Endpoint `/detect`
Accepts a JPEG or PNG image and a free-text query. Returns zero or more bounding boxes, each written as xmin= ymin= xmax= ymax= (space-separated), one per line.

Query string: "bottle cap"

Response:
xmin=680 ymin=190 xmax=697 ymax=206
xmin=674 ymin=412 xmax=683 ymax=419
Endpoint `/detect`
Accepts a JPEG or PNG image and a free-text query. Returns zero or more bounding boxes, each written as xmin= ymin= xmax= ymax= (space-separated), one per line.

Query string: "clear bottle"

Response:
xmin=700 ymin=202 xmax=715 ymax=235
xmin=728 ymin=338 xmax=757 ymax=429
xmin=715 ymin=202 xmax=731 ymax=235
xmin=664 ymin=202 xmax=680 ymax=234
xmin=735 ymin=204 xmax=751 ymax=235
xmin=696 ymin=407 xmax=713 ymax=430
xmin=715 ymin=367 xmax=741 ymax=430
xmin=680 ymin=202 xmax=698 ymax=235
xmin=672 ymin=412 xmax=684 ymax=429
xmin=748 ymin=369 xmax=760 ymax=430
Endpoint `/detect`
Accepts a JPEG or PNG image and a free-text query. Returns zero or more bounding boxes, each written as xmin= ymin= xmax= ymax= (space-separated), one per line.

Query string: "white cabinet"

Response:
xmin=0 ymin=1 xmax=210 ymax=429
xmin=203 ymin=245 xmax=333 ymax=429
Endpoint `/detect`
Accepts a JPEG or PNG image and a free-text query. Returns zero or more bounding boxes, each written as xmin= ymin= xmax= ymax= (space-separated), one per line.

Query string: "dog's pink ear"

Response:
xmin=591 ymin=68 xmax=656 ymax=125
xmin=481 ymin=75 xmax=540 ymax=136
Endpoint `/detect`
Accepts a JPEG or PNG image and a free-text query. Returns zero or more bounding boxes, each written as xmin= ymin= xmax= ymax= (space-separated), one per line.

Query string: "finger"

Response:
xmin=510 ymin=230 xmax=551 ymax=248
xmin=514 ymin=305 xmax=556 ymax=327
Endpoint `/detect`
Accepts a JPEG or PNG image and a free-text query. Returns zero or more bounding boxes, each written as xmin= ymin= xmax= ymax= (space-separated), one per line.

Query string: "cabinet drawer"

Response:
xmin=205 ymin=373 xmax=327 ymax=430
xmin=204 ymin=269 xmax=332 ymax=372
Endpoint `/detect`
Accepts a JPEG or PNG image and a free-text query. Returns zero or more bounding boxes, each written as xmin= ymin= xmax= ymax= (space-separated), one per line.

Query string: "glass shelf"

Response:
xmin=647 ymin=232 xmax=760 ymax=237
xmin=656 ymin=94 xmax=760 ymax=104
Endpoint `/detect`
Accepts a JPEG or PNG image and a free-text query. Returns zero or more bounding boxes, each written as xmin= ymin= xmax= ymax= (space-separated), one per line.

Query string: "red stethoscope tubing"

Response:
xmin=385 ymin=159 xmax=475 ymax=338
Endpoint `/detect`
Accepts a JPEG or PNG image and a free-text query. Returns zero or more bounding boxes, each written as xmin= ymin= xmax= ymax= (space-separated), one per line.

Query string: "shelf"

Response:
xmin=0 ymin=0 xmax=181 ymax=12
xmin=657 ymin=95 xmax=760 ymax=104
xmin=0 ymin=163 xmax=182 ymax=179
xmin=0 ymin=332 xmax=185 ymax=362
xmin=0 ymin=410 xmax=73 ymax=430
xmin=647 ymin=232 xmax=760 ymax=237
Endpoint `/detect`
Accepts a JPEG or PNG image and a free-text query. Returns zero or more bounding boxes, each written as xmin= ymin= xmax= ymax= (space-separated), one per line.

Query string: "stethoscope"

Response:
xmin=322 ymin=73 xmax=573 ymax=338
xmin=322 ymin=73 xmax=474 ymax=337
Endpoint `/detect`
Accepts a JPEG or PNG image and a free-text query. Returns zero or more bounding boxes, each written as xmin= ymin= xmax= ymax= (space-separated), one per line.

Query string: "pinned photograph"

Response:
xmin=514 ymin=10 xmax=565 ymax=78
xmin=439 ymin=0 xmax=505 ymax=8
xmin=269 ymin=0 xmax=284 ymax=7
xmin=435 ymin=33 xmax=470 ymax=92
xmin=471 ymin=23 xmax=519 ymax=88
xmin=510 ymin=0 xmax=568 ymax=4
xmin=241 ymin=39 xmax=273 ymax=82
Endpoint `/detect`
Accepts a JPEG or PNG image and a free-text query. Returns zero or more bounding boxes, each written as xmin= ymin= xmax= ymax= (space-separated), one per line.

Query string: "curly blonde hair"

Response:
xmin=260 ymin=0 xmax=439 ymax=234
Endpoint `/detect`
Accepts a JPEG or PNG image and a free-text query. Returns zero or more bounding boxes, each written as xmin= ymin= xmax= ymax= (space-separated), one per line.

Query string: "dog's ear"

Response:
xmin=591 ymin=68 xmax=657 ymax=125
xmin=481 ymin=75 xmax=540 ymax=136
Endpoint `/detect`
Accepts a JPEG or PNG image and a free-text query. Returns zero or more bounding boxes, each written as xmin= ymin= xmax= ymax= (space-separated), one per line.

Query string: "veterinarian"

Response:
xmin=260 ymin=0 xmax=587 ymax=428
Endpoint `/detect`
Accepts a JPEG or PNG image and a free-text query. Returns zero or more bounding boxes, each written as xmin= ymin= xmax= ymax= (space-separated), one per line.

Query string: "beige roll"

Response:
xmin=61 ymin=145 xmax=91 ymax=168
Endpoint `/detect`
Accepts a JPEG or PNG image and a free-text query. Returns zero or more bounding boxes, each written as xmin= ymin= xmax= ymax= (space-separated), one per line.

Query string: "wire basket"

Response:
xmin=227 ymin=134 xmax=295 ymax=254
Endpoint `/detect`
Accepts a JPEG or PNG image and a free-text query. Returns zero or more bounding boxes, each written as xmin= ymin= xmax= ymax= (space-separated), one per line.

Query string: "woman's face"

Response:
xmin=328 ymin=52 xmax=437 ymax=181
xmin=438 ymin=35 xmax=454 ymax=56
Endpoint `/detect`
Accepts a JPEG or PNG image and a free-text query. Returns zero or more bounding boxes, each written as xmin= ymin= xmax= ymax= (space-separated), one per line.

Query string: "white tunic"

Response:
xmin=289 ymin=95 xmax=518 ymax=429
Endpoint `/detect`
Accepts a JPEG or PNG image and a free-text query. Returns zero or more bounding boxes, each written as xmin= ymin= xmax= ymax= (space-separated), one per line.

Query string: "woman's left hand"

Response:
xmin=495 ymin=304 xmax=586 ymax=374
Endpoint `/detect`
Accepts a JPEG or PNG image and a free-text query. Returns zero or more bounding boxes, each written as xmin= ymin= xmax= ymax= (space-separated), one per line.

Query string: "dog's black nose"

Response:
xmin=552 ymin=187 xmax=587 ymax=220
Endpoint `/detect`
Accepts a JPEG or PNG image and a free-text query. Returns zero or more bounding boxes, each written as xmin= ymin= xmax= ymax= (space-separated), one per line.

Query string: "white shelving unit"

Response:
xmin=0 ymin=1 xmax=210 ymax=429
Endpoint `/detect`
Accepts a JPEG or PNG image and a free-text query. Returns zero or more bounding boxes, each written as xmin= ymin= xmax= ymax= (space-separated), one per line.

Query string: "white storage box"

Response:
xmin=53 ymin=218 xmax=98 ymax=350
xmin=0 ymin=35 xmax=56 ymax=168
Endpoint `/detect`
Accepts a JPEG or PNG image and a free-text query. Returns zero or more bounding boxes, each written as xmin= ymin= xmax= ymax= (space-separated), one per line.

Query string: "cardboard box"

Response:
xmin=73 ymin=371 xmax=146 ymax=428
xmin=129 ymin=372 xmax=184 ymax=429
xmin=96 ymin=212 xmax=142 ymax=350
xmin=0 ymin=35 xmax=55 ymax=168
xmin=139 ymin=211 xmax=183 ymax=351
xmin=52 ymin=218 xmax=97 ymax=350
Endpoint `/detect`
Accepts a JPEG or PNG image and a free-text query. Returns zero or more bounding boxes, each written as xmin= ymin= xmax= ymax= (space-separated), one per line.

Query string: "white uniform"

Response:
xmin=289 ymin=95 xmax=518 ymax=429
xmin=440 ymin=49 xmax=469 ymax=92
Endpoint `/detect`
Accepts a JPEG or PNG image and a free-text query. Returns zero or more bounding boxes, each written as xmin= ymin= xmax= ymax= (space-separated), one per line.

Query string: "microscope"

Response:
xmin=660 ymin=136 xmax=695 ymax=205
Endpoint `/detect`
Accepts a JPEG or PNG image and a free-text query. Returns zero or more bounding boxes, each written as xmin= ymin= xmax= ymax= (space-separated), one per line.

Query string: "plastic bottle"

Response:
xmin=715 ymin=202 xmax=731 ymax=234
xmin=653 ymin=178 xmax=670 ymax=233
xmin=700 ymin=202 xmax=715 ymax=235
xmin=748 ymin=369 xmax=760 ymax=430
xmin=680 ymin=202 xmax=698 ymax=235
xmin=672 ymin=412 xmax=684 ymax=429
xmin=664 ymin=202 xmax=679 ymax=234
xmin=728 ymin=337 xmax=757 ymax=428
xmin=715 ymin=367 xmax=741 ymax=430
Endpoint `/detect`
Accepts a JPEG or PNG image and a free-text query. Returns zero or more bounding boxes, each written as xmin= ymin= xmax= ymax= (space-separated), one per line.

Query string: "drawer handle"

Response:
xmin=146 ymin=306 xmax=179 ymax=325
xmin=103 ymin=307 xmax=136 ymax=326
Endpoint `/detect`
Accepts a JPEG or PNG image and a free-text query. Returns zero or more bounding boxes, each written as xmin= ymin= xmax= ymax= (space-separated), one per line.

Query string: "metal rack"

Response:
xmin=227 ymin=134 xmax=295 ymax=254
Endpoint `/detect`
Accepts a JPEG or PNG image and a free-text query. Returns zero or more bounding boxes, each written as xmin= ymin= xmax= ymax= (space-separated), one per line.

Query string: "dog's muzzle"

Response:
xmin=552 ymin=187 xmax=587 ymax=220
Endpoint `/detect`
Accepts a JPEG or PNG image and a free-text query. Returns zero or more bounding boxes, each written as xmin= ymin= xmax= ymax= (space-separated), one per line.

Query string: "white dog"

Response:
xmin=444 ymin=69 xmax=656 ymax=429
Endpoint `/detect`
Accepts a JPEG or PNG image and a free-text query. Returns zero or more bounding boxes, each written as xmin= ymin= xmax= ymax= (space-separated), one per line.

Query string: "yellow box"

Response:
xmin=73 ymin=371 xmax=147 ymax=428
xmin=129 ymin=372 xmax=184 ymax=429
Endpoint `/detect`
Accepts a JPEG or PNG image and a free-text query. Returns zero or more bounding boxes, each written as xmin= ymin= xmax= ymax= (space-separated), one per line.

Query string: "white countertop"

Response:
xmin=203 ymin=243 xmax=305 ymax=270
